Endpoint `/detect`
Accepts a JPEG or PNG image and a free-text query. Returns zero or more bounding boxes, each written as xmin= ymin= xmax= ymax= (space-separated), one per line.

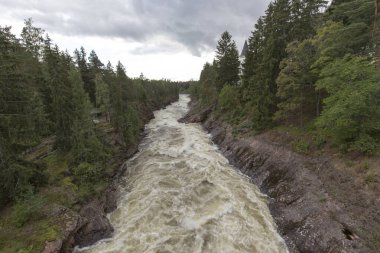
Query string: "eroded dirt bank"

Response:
xmin=42 ymin=95 xmax=179 ymax=253
xmin=181 ymin=105 xmax=380 ymax=253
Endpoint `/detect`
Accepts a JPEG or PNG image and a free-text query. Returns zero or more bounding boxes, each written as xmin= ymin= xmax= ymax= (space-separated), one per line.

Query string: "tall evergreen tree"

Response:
xmin=241 ymin=0 xmax=293 ymax=129
xmin=68 ymin=67 xmax=105 ymax=163
xmin=198 ymin=62 xmax=218 ymax=105
xmin=44 ymin=42 xmax=74 ymax=151
xmin=241 ymin=17 xmax=265 ymax=103
xmin=0 ymin=26 xmax=47 ymax=206
xmin=215 ymin=31 xmax=240 ymax=90
xmin=75 ymin=47 xmax=96 ymax=105
xmin=20 ymin=18 xmax=44 ymax=59
xmin=275 ymin=40 xmax=319 ymax=125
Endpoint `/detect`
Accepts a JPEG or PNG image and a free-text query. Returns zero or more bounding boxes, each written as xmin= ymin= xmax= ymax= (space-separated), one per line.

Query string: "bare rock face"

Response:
xmin=74 ymin=200 xmax=114 ymax=248
xmin=180 ymin=108 xmax=379 ymax=253
xmin=41 ymin=239 xmax=62 ymax=253
xmin=178 ymin=106 xmax=213 ymax=124
xmin=42 ymin=207 xmax=85 ymax=253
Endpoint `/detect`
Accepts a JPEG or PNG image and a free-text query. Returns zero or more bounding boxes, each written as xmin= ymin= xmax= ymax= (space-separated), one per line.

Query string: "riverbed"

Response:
xmin=78 ymin=94 xmax=288 ymax=253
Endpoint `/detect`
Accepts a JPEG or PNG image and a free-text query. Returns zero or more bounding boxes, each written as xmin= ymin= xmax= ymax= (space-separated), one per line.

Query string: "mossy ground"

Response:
xmin=0 ymin=200 xmax=61 ymax=253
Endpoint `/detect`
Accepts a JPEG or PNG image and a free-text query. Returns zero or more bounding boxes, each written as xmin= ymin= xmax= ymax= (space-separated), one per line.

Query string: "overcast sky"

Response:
xmin=0 ymin=0 xmax=271 ymax=81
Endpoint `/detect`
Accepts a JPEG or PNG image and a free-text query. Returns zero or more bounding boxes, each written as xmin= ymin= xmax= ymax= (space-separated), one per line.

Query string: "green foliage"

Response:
xmin=292 ymin=139 xmax=311 ymax=154
xmin=124 ymin=106 xmax=142 ymax=145
xmin=0 ymin=17 xmax=179 ymax=253
xmin=364 ymin=174 xmax=378 ymax=184
xmin=0 ymin=156 xmax=47 ymax=207
xmin=316 ymin=56 xmax=380 ymax=154
xmin=215 ymin=31 xmax=240 ymax=90
xmin=197 ymin=63 xmax=218 ymax=105
xmin=312 ymin=134 xmax=326 ymax=150
xmin=275 ymin=39 xmax=319 ymax=125
xmin=73 ymin=162 xmax=104 ymax=184
xmin=241 ymin=0 xmax=297 ymax=130
xmin=11 ymin=195 xmax=46 ymax=227
xmin=95 ymin=73 xmax=110 ymax=114
xmin=0 ymin=20 xmax=179 ymax=212
xmin=68 ymin=67 xmax=108 ymax=163
xmin=218 ymin=85 xmax=240 ymax=111
xmin=73 ymin=162 xmax=106 ymax=202
xmin=75 ymin=47 xmax=96 ymax=105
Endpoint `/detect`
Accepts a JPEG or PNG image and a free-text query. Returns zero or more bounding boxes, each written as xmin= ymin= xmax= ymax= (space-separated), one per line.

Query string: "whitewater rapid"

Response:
xmin=78 ymin=94 xmax=288 ymax=253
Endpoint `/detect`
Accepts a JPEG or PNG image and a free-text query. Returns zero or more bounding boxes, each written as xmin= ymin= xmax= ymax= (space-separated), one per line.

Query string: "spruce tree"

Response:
xmin=215 ymin=31 xmax=240 ymax=90
xmin=20 ymin=18 xmax=44 ymax=59
xmin=44 ymin=42 xmax=74 ymax=151
xmin=275 ymin=40 xmax=319 ymax=125
xmin=198 ymin=62 xmax=218 ymax=105
xmin=68 ymin=67 xmax=105 ymax=163
xmin=75 ymin=47 xmax=96 ymax=105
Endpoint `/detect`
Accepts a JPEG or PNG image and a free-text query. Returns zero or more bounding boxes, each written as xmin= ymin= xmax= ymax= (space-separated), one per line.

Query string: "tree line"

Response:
xmin=191 ymin=0 xmax=380 ymax=155
xmin=0 ymin=19 xmax=179 ymax=207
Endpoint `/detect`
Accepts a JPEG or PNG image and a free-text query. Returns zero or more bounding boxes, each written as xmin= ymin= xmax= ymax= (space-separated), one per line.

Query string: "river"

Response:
xmin=78 ymin=94 xmax=288 ymax=253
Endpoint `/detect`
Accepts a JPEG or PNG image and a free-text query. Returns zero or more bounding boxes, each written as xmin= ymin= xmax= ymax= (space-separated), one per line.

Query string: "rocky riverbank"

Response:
xmin=42 ymin=95 xmax=179 ymax=253
xmin=180 ymin=104 xmax=380 ymax=253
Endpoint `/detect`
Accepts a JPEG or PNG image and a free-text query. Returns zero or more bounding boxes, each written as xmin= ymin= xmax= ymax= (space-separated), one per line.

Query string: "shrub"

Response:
xmin=349 ymin=134 xmax=379 ymax=155
xmin=293 ymin=139 xmax=310 ymax=154
xmin=72 ymin=162 xmax=104 ymax=184
xmin=11 ymin=195 xmax=46 ymax=227
xmin=218 ymin=84 xmax=240 ymax=111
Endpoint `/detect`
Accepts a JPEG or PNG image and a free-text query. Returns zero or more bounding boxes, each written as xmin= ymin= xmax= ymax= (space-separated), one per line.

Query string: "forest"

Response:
xmin=190 ymin=0 xmax=380 ymax=156
xmin=0 ymin=19 xmax=178 ymax=252
xmin=1 ymin=0 xmax=380 ymax=251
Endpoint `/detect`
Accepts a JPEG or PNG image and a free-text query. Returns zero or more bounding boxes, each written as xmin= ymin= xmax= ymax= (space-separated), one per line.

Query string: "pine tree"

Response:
xmin=215 ymin=31 xmax=240 ymax=90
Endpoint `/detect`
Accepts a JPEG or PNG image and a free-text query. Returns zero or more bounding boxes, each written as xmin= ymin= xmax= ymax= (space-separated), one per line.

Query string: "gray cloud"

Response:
xmin=0 ymin=0 xmax=270 ymax=56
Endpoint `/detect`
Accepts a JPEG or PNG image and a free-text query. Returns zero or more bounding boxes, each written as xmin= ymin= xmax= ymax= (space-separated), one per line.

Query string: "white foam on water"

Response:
xmin=77 ymin=95 xmax=289 ymax=253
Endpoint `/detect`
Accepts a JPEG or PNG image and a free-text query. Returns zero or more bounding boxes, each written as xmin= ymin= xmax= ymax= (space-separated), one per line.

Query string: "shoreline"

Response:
xmin=180 ymin=102 xmax=379 ymax=253
xmin=42 ymin=96 xmax=179 ymax=253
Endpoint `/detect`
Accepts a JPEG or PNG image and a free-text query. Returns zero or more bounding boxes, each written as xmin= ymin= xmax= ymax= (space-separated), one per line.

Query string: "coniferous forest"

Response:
xmin=0 ymin=19 xmax=178 ymax=252
xmin=1 ymin=0 xmax=380 ymax=252
xmin=191 ymin=0 xmax=380 ymax=155
xmin=186 ymin=1 xmax=380 ymax=250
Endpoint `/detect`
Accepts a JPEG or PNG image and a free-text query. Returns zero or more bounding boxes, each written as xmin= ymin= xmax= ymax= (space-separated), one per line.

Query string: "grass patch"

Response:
xmin=292 ymin=139 xmax=311 ymax=154
xmin=10 ymin=195 xmax=46 ymax=228
xmin=364 ymin=174 xmax=378 ymax=184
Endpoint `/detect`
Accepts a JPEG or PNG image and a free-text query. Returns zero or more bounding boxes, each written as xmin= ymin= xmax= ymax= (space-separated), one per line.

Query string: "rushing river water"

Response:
xmin=78 ymin=94 xmax=288 ymax=253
